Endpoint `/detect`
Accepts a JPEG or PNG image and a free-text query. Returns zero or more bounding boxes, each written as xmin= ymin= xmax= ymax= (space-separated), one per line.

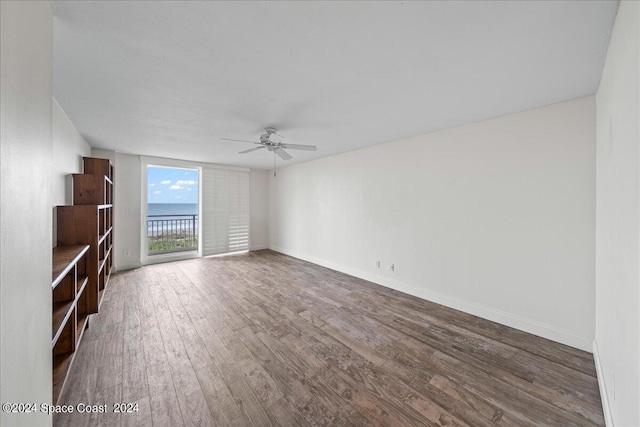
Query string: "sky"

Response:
xmin=147 ymin=166 xmax=198 ymax=204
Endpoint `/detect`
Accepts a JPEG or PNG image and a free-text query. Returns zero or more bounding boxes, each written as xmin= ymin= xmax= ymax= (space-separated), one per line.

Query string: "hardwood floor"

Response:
xmin=55 ymin=250 xmax=604 ymax=426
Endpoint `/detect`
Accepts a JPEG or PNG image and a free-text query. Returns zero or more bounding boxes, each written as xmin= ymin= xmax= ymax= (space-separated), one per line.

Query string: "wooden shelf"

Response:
xmin=51 ymin=244 xmax=89 ymax=404
xmin=77 ymin=312 xmax=89 ymax=342
xmin=52 ymin=351 xmax=74 ymax=404
xmin=77 ymin=275 xmax=88 ymax=299
xmin=83 ymin=156 xmax=114 ymax=181
xmin=52 ymin=156 xmax=114 ymax=404
xmin=72 ymin=174 xmax=113 ymax=205
xmin=52 ymin=301 xmax=74 ymax=346
xmin=78 ymin=275 xmax=88 ymax=290
xmin=52 ymin=244 xmax=89 ymax=289
xmin=57 ymin=202 xmax=112 ymax=315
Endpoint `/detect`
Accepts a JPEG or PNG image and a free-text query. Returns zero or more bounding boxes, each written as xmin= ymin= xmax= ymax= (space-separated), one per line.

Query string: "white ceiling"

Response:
xmin=51 ymin=1 xmax=618 ymax=170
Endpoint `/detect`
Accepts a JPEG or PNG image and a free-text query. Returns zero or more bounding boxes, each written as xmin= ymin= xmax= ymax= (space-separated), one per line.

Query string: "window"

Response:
xmin=146 ymin=165 xmax=199 ymax=256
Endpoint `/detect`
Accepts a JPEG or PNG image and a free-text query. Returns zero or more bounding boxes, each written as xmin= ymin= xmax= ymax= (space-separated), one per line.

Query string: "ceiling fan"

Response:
xmin=221 ymin=127 xmax=316 ymax=160
xmin=221 ymin=128 xmax=317 ymax=176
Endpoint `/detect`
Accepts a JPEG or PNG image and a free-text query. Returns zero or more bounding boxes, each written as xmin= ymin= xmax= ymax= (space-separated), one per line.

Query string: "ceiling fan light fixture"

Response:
xmin=221 ymin=128 xmax=317 ymax=169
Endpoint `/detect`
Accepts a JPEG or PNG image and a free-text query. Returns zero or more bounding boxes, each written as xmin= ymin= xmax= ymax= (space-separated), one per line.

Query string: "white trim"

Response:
xmin=593 ymin=340 xmax=614 ymax=427
xmin=143 ymin=250 xmax=200 ymax=266
xmin=112 ymin=263 xmax=142 ymax=272
xmin=250 ymin=244 xmax=268 ymax=251
xmin=140 ymin=160 xmax=203 ymax=265
xmin=140 ymin=161 xmax=148 ymax=264
xmin=269 ymin=245 xmax=593 ymax=352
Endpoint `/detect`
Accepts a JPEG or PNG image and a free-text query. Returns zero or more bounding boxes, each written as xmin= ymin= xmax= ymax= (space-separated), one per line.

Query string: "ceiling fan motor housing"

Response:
xmin=261 ymin=127 xmax=278 ymax=143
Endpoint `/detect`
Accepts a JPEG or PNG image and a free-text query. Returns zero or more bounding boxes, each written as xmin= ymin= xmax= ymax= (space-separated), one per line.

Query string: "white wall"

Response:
xmin=52 ymin=99 xmax=91 ymax=242
xmin=594 ymin=1 xmax=640 ymax=426
xmin=52 ymin=99 xmax=91 ymax=206
xmin=269 ymin=96 xmax=596 ymax=351
xmin=1 ymin=1 xmax=54 ymax=426
xmin=89 ymin=149 xmax=142 ymax=272
xmin=91 ymin=148 xmax=116 ymax=165
xmin=114 ymin=152 xmax=143 ymax=271
xmin=250 ymin=169 xmax=269 ymax=250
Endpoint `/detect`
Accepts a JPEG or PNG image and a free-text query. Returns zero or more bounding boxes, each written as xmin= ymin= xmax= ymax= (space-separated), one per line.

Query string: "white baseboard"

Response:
xmin=269 ymin=245 xmax=592 ymax=352
xmin=250 ymin=244 xmax=268 ymax=251
xmin=113 ymin=262 xmax=142 ymax=272
xmin=593 ymin=340 xmax=614 ymax=426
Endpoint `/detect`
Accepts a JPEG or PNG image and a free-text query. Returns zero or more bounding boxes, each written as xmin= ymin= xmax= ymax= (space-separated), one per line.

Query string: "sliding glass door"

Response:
xmin=141 ymin=157 xmax=250 ymax=265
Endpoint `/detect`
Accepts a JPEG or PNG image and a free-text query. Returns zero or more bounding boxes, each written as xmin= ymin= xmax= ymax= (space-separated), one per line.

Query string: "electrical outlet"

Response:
xmin=124 ymin=249 xmax=131 ymax=257
xmin=376 ymin=261 xmax=380 ymax=268
xmin=390 ymin=263 xmax=395 ymax=272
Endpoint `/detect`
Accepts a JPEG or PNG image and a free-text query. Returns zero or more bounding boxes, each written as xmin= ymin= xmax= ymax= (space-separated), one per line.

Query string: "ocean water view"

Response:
xmin=148 ymin=203 xmax=198 ymax=217
xmin=146 ymin=166 xmax=199 ymax=253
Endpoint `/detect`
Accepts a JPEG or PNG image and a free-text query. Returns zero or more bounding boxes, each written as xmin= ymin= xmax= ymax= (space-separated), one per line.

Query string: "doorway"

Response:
xmin=144 ymin=164 xmax=200 ymax=260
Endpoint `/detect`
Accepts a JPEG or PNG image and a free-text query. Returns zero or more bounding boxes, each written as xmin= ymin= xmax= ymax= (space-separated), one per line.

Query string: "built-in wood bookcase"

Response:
xmin=52 ymin=244 xmax=90 ymax=403
xmin=72 ymin=157 xmax=114 ymax=205
xmin=57 ymin=157 xmax=114 ymax=311
xmin=52 ymin=157 xmax=113 ymax=402
xmin=57 ymin=204 xmax=112 ymax=311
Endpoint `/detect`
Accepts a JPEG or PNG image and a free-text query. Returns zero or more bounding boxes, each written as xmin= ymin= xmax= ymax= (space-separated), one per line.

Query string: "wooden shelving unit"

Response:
xmin=53 ymin=156 xmax=114 ymax=402
xmin=52 ymin=244 xmax=90 ymax=404
xmin=82 ymin=156 xmax=114 ymax=180
xmin=72 ymin=174 xmax=113 ymax=205
xmin=57 ymin=157 xmax=114 ymax=310
xmin=57 ymin=205 xmax=112 ymax=311
xmin=72 ymin=157 xmax=113 ymax=205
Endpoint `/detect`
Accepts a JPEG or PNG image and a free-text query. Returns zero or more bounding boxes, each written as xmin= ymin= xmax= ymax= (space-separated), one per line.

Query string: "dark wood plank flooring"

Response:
xmin=55 ymin=250 xmax=604 ymax=426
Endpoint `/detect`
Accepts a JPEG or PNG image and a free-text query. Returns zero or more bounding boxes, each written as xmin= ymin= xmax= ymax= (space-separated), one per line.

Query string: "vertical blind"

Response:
xmin=201 ymin=168 xmax=250 ymax=256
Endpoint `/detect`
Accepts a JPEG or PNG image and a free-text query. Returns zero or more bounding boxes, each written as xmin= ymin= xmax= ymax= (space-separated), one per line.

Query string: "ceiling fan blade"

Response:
xmin=239 ymin=146 xmax=266 ymax=154
xmin=282 ymin=143 xmax=317 ymax=151
xmin=220 ymin=137 xmax=258 ymax=144
xmin=275 ymin=148 xmax=292 ymax=160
